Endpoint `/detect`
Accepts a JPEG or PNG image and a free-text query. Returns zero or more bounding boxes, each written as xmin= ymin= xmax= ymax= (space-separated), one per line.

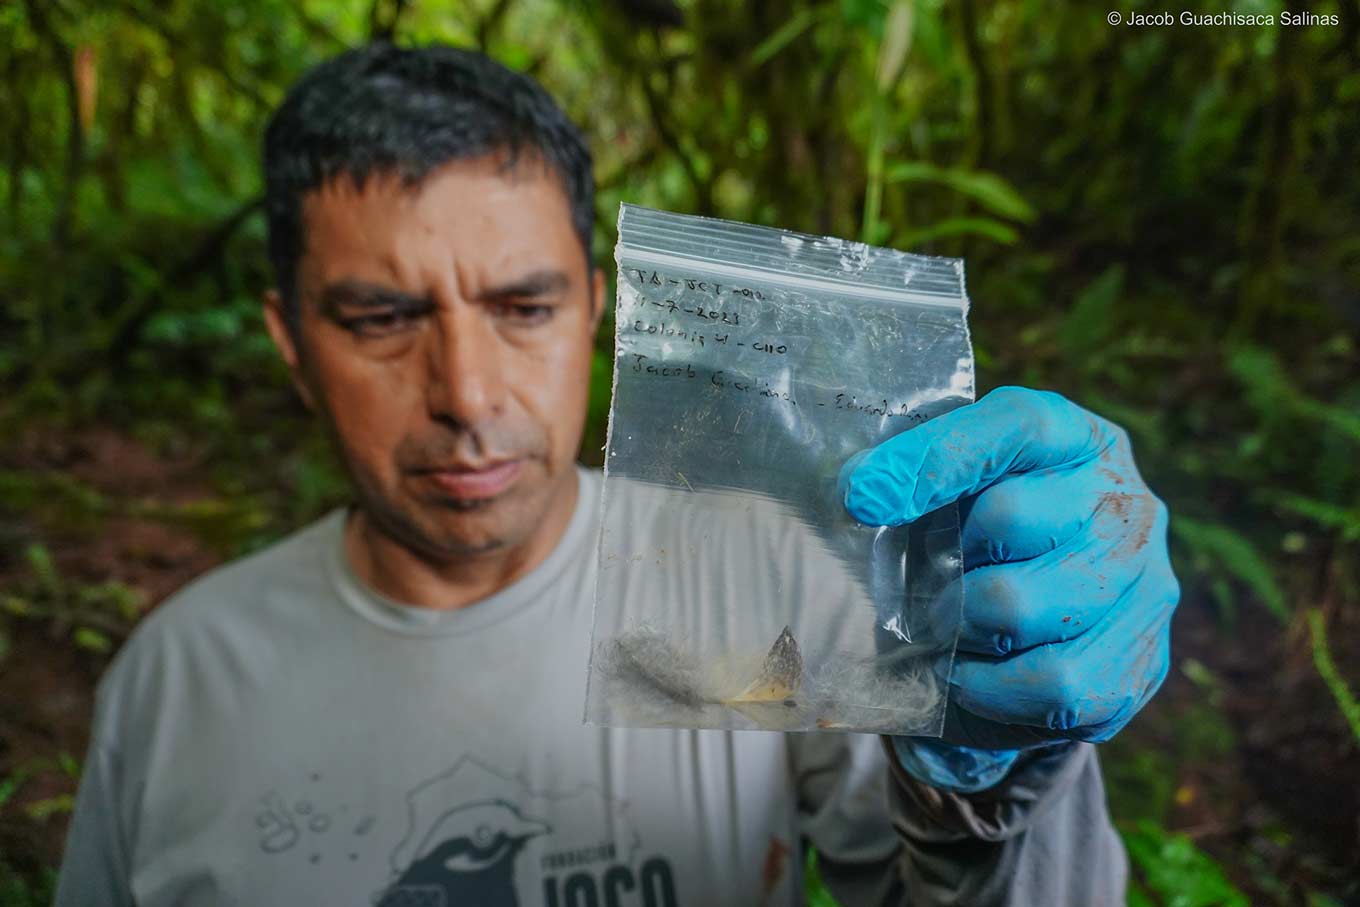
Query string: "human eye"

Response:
xmin=493 ymin=301 xmax=556 ymax=326
xmin=339 ymin=304 xmax=432 ymax=338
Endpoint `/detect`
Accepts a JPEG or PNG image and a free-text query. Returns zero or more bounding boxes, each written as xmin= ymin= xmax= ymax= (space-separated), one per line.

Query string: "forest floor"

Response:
xmin=1 ymin=426 xmax=1357 ymax=903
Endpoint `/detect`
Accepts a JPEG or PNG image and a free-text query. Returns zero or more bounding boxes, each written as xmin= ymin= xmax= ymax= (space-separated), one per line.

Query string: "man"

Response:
xmin=56 ymin=44 xmax=1178 ymax=906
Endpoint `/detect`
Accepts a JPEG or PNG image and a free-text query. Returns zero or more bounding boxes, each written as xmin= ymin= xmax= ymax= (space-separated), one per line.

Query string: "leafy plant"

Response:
xmin=1123 ymin=820 xmax=1250 ymax=907
xmin=1 ymin=543 xmax=145 ymax=653
xmin=1306 ymin=609 xmax=1360 ymax=746
xmin=1171 ymin=517 xmax=1288 ymax=624
xmin=0 ymin=863 xmax=57 ymax=907
xmin=803 ymin=847 xmax=843 ymax=907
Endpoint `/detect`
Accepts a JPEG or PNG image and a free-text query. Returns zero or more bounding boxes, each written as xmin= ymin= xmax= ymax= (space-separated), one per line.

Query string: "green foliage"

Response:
xmin=802 ymin=847 xmax=842 ymax=907
xmin=1268 ymin=493 xmax=1360 ymax=544
xmin=1306 ymin=609 xmax=1360 ymax=746
xmin=897 ymin=216 xmax=1018 ymax=247
xmin=886 ymin=161 xmax=1036 ymax=223
xmin=0 ymin=863 xmax=57 ymax=907
xmin=125 ymin=497 xmax=272 ymax=556
xmin=1058 ymin=266 xmax=1124 ymax=357
xmin=72 ymin=626 xmax=113 ymax=653
xmin=1 ymin=542 xmax=146 ymax=653
xmin=0 ymin=754 xmax=81 ymax=818
xmin=749 ymin=8 xmax=821 ymax=66
xmin=0 ymin=461 xmax=279 ymax=557
xmin=1103 ymin=678 xmax=1236 ymax=829
xmin=0 ymin=755 xmax=76 ymax=904
xmin=1123 ymin=820 xmax=1250 ymax=907
xmin=1228 ymin=346 xmax=1360 ymax=446
xmin=1103 ymin=747 xmax=1178 ymax=827
xmin=1171 ymin=517 xmax=1288 ymax=624
xmin=0 ymin=469 xmax=110 ymax=531
xmin=23 ymin=794 xmax=76 ymax=822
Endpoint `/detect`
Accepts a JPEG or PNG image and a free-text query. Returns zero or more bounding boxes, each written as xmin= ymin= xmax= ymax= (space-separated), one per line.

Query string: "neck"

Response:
xmin=344 ymin=471 xmax=580 ymax=610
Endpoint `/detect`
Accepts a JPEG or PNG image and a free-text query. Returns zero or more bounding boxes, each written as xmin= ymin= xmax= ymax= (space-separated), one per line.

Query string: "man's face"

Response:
xmin=266 ymin=156 xmax=603 ymax=562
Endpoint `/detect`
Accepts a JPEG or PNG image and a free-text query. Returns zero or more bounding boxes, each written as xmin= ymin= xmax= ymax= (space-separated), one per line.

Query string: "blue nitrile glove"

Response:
xmin=839 ymin=386 xmax=1180 ymax=792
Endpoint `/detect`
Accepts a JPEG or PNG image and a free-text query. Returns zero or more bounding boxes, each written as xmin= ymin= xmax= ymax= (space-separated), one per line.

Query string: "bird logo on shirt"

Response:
xmin=376 ymin=798 xmax=551 ymax=907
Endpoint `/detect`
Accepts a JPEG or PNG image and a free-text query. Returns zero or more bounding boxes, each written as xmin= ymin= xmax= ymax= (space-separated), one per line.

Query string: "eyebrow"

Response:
xmin=475 ymin=268 xmax=571 ymax=302
xmin=318 ymin=280 xmax=430 ymax=315
xmin=317 ymin=268 xmax=572 ymax=315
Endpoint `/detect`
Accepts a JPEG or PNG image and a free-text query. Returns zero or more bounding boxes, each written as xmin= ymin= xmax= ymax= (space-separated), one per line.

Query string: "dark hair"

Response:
xmin=263 ymin=43 xmax=594 ymax=322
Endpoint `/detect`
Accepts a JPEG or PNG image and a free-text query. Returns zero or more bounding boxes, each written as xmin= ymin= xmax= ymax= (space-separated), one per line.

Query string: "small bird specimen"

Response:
xmin=600 ymin=625 xmax=805 ymax=713
xmin=722 ymin=626 xmax=804 ymax=706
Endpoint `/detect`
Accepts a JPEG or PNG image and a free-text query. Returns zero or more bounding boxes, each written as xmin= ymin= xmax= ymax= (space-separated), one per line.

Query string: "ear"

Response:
xmin=589 ymin=266 xmax=607 ymax=334
xmin=263 ymin=289 xmax=317 ymax=412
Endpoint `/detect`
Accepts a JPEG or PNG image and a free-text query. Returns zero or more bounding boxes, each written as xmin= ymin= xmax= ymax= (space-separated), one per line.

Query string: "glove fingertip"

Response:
xmin=846 ymin=473 xmax=919 ymax=525
xmin=836 ymin=450 xmax=873 ymax=499
xmin=839 ymin=450 xmax=926 ymax=526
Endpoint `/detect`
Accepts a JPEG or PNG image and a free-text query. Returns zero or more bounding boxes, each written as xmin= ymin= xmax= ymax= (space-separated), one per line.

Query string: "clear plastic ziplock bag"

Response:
xmin=585 ymin=204 xmax=974 ymax=735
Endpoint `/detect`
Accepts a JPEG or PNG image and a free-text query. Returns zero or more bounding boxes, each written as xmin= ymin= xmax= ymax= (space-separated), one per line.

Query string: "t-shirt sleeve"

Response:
xmin=790 ymin=731 xmax=906 ymax=905
xmin=884 ymin=739 xmax=1128 ymax=906
xmin=54 ymin=738 xmax=135 ymax=907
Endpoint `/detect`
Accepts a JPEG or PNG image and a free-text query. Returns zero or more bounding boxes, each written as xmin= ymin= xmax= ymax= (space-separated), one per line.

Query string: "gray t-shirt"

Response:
xmin=56 ymin=467 xmax=1126 ymax=906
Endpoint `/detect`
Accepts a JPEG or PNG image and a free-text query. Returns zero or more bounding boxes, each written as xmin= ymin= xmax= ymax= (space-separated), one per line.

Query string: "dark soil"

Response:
xmin=0 ymin=428 xmax=224 ymax=874
xmin=1152 ymin=590 xmax=1360 ymax=896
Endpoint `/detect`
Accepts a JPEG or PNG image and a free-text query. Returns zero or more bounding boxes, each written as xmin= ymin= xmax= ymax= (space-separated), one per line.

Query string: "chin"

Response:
xmin=414 ymin=495 xmax=542 ymax=559
xmin=357 ymin=463 xmax=570 ymax=561
xmin=392 ymin=504 xmax=495 ymax=554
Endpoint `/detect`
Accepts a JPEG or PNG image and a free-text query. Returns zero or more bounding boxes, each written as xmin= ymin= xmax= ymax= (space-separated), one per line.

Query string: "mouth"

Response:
xmin=413 ymin=459 xmax=523 ymax=501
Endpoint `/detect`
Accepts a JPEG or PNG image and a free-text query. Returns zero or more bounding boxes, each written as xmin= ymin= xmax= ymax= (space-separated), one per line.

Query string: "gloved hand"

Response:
xmin=839 ymin=386 xmax=1180 ymax=792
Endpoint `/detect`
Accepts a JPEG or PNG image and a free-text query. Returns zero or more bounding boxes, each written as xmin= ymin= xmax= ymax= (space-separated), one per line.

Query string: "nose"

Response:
xmin=425 ymin=306 xmax=505 ymax=428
